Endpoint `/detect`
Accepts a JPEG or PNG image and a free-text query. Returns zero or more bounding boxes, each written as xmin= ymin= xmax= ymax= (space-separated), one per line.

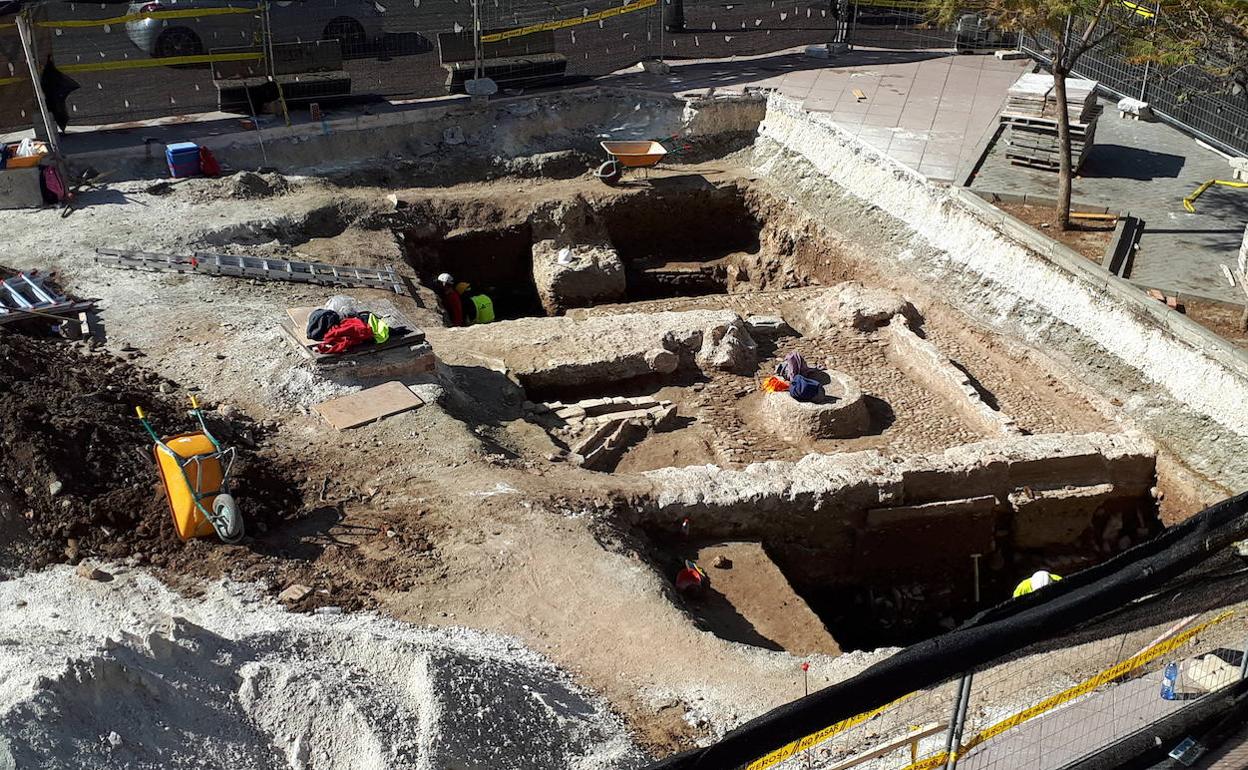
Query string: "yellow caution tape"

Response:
xmin=481 ymin=0 xmax=656 ymax=44
xmin=745 ymin=693 xmax=918 ymax=770
xmin=54 ymin=50 xmax=263 ymax=75
xmin=0 ymin=75 xmax=25 ymax=87
xmin=0 ymin=6 xmax=257 ymax=32
xmin=900 ymin=753 xmax=951 ymax=770
xmin=1184 ymin=179 xmax=1248 ymax=213
xmin=854 ymin=0 xmax=927 ymax=10
xmin=36 ymin=6 xmax=261 ymax=29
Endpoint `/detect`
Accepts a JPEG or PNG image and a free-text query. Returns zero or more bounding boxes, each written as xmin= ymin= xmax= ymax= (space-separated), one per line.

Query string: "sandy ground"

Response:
xmin=0 ymin=164 xmax=1156 ymax=763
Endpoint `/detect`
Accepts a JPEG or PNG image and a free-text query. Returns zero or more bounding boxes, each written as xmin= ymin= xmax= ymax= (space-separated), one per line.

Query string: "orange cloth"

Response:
xmin=762 ymin=375 xmax=790 ymax=393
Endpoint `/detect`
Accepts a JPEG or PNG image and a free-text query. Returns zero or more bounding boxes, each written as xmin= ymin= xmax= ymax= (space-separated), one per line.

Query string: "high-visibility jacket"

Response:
xmin=1013 ymin=571 xmax=1062 ymax=598
xmin=466 ymin=293 xmax=495 ymax=324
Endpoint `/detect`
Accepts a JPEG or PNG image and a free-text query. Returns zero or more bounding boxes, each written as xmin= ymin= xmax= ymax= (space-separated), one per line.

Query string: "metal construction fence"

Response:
xmin=4 ymin=2 xmax=1244 ymax=159
xmin=1021 ymin=15 xmax=1248 ymax=157
xmin=740 ymin=606 xmax=1248 ymax=770
xmin=0 ymin=0 xmax=849 ymax=133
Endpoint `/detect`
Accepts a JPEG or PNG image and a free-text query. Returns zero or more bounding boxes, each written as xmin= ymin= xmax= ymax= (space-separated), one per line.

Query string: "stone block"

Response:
xmin=1009 ymin=483 xmax=1116 ymax=549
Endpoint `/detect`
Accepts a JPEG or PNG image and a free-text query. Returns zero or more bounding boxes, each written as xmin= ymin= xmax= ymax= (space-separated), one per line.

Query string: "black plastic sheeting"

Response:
xmin=647 ymin=491 xmax=1248 ymax=770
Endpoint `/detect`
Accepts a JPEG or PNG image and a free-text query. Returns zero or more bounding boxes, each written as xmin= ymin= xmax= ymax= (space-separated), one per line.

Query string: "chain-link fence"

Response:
xmin=739 ymin=604 xmax=1248 ymax=770
xmin=1021 ymin=13 xmax=1248 ymax=157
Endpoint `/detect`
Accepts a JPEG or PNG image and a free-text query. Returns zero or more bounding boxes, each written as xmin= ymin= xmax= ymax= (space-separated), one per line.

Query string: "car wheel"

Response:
xmin=323 ymin=17 xmax=368 ymax=57
xmin=154 ymin=27 xmax=204 ymax=61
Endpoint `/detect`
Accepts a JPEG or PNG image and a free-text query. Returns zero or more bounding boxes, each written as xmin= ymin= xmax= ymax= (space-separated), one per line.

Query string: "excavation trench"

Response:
xmin=636 ymin=431 xmax=1165 ymax=652
xmin=396 ymin=185 xmax=766 ymax=321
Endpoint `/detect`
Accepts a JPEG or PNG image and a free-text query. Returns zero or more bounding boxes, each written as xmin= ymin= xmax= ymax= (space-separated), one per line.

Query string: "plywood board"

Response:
xmin=313 ymin=381 xmax=424 ymax=430
xmin=287 ymin=306 xmax=320 ymax=347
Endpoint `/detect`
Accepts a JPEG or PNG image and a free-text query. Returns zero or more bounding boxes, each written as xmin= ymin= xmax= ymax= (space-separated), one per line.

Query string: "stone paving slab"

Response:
xmin=971 ymin=98 xmax=1248 ymax=303
xmin=607 ymin=48 xmax=1029 ymax=183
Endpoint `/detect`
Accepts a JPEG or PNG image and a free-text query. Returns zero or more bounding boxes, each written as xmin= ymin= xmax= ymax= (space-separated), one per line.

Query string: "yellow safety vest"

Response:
xmin=469 ymin=294 xmax=494 ymax=324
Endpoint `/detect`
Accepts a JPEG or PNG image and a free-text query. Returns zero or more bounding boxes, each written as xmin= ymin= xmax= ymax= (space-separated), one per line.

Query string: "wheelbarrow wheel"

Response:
xmin=595 ymin=160 xmax=623 ymax=186
xmin=211 ymin=493 xmax=245 ymax=544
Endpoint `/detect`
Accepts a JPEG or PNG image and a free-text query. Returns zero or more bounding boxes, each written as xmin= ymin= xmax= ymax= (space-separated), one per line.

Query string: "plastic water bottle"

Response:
xmin=1160 ymin=662 xmax=1179 ymax=700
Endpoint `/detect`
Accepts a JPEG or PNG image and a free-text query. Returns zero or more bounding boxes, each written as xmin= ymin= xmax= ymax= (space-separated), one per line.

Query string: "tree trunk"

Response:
xmin=1053 ymin=67 xmax=1073 ymax=231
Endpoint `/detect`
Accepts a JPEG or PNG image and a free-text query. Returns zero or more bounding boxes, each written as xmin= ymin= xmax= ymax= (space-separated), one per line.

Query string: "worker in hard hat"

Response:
xmin=1013 ymin=569 xmax=1063 ymax=598
xmin=456 ymin=281 xmax=496 ymax=325
xmin=435 ymin=273 xmax=464 ymax=327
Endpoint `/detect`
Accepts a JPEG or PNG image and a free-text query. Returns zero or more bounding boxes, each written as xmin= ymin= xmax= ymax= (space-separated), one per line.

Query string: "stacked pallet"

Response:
xmin=1000 ymin=72 xmax=1101 ymax=171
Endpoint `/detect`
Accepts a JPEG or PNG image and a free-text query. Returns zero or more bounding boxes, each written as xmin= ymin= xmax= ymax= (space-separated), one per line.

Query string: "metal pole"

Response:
xmin=943 ymin=673 xmax=974 ymax=770
xmin=15 ymin=11 xmax=60 ymax=156
xmin=472 ymin=0 xmax=483 ymax=81
xmin=15 ymin=9 xmax=71 ymax=205
xmin=1138 ymin=2 xmax=1159 ymax=102
xmin=656 ymin=0 xmax=665 ymax=64
xmin=261 ymin=1 xmax=291 ymax=127
xmin=971 ymin=554 xmax=982 ymax=605
xmin=1239 ymin=637 xmax=1248 ymax=680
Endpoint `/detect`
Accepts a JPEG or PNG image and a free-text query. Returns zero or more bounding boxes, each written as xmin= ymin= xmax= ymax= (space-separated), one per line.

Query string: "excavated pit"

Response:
xmin=220 ymin=173 xmax=1172 ymax=655
xmin=396 ymin=186 xmax=765 ymax=320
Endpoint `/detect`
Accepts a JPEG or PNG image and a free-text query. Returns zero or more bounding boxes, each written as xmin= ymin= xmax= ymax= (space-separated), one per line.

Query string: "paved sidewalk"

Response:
xmin=972 ymin=100 xmax=1248 ymax=303
xmin=610 ymin=48 xmax=1029 ymax=182
xmin=960 ymin=677 xmax=1188 ymax=770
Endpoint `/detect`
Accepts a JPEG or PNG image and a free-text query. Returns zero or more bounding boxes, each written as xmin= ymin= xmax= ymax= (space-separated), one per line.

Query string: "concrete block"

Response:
xmin=1231 ymin=158 xmax=1248 ymax=183
xmin=0 ymin=166 xmax=44 ymax=210
xmin=995 ymin=50 xmax=1029 ymax=61
xmin=1117 ymin=97 xmax=1153 ymax=121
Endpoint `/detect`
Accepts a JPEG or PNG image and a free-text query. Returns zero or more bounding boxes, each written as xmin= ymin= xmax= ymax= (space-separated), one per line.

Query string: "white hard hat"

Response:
xmin=436 ymin=273 xmax=453 ymax=285
xmin=1030 ymin=570 xmax=1053 ymax=588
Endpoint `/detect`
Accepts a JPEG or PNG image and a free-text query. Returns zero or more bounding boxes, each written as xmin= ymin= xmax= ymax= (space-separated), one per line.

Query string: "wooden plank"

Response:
xmin=314 ymin=382 xmax=425 ymax=430
xmin=824 ymin=723 xmax=948 ymax=770
xmin=287 ymin=306 xmax=320 ymax=347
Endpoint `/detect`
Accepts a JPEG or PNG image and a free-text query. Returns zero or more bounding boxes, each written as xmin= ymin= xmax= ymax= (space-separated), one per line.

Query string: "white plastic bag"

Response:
xmin=325 ymin=295 xmax=360 ymax=316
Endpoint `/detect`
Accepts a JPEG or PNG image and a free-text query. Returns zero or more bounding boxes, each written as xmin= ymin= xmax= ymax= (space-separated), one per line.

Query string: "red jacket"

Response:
xmin=316 ymin=316 xmax=373 ymax=354
xmin=441 ymin=286 xmax=464 ymax=327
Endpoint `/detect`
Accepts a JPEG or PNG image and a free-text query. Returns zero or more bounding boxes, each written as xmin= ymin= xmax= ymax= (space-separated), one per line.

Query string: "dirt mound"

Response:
xmin=0 ymin=569 xmax=645 ymax=770
xmin=0 ymin=332 xmax=300 ymax=572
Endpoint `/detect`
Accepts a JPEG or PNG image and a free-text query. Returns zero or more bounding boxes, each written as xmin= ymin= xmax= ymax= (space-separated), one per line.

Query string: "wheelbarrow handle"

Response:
xmin=135 ymin=405 xmax=161 ymax=443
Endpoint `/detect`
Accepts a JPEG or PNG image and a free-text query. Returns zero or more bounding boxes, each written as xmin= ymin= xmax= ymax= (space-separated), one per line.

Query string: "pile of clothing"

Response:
xmin=306 ymin=295 xmax=404 ymax=354
xmin=761 ymin=352 xmax=827 ymax=403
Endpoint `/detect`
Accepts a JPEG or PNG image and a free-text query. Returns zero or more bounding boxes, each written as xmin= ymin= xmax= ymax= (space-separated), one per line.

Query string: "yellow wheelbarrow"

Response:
xmin=137 ymin=396 xmax=244 ymax=543
xmin=595 ymin=140 xmax=668 ymax=186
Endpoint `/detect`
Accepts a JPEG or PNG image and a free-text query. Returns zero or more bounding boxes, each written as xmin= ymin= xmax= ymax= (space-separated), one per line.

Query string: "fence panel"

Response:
xmin=1020 ymin=15 xmax=1248 ymax=157
xmin=953 ymin=608 xmax=1246 ymax=770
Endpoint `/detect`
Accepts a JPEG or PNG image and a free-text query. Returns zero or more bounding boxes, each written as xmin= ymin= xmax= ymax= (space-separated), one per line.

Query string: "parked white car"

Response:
xmin=125 ymin=0 xmax=388 ymax=60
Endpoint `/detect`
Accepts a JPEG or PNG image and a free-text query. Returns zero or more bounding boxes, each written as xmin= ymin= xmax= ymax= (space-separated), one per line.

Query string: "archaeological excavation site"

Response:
xmin=4 ymin=85 xmax=1248 ymax=770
